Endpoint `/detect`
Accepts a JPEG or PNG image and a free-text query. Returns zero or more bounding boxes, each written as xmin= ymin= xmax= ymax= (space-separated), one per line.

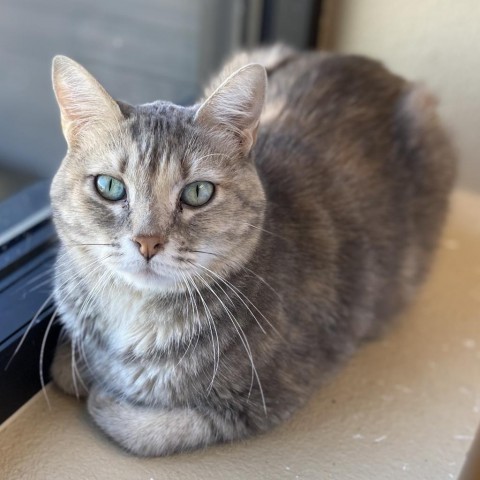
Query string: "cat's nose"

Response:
xmin=133 ymin=235 xmax=166 ymax=260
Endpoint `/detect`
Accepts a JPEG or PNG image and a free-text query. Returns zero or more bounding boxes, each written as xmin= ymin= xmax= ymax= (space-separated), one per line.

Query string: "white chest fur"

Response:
xmin=83 ymin=283 xmax=196 ymax=404
xmin=97 ymin=283 xmax=190 ymax=357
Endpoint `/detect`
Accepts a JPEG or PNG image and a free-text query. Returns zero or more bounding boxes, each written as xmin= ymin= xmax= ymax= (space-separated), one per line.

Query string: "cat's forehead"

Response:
xmin=109 ymin=101 xmax=227 ymax=193
xmin=129 ymin=101 xmax=195 ymax=157
xmin=120 ymin=101 xmax=198 ymax=180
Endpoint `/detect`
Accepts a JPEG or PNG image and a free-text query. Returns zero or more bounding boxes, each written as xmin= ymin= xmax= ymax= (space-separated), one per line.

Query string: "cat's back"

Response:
xmin=262 ymin=50 xmax=406 ymax=125
xmin=250 ymin=48 xmax=455 ymax=216
xmin=257 ymin=50 xmax=410 ymax=175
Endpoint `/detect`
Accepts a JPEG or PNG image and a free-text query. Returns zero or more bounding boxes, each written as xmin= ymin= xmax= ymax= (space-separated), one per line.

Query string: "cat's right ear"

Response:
xmin=52 ymin=56 xmax=123 ymax=149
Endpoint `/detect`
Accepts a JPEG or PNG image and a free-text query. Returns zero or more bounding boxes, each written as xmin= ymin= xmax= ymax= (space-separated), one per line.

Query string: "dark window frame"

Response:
xmin=0 ymin=181 xmax=60 ymax=423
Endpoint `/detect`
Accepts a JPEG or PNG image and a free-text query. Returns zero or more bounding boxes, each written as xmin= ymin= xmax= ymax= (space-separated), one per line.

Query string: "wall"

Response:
xmin=324 ymin=0 xmax=480 ymax=192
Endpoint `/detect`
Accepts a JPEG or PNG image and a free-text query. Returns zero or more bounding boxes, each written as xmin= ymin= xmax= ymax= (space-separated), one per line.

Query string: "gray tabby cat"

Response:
xmin=50 ymin=45 xmax=455 ymax=456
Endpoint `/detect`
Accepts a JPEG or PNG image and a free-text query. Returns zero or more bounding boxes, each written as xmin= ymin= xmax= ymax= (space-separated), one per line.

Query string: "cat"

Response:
xmin=49 ymin=45 xmax=455 ymax=456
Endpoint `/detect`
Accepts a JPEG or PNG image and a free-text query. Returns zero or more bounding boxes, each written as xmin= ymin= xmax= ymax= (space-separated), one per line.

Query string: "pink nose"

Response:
xmin=133 ymin=235 xmax=166 ymax=260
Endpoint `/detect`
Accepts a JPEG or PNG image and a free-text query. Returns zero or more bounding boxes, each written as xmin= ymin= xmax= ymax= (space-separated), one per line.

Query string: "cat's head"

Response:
xmin=50 ymin=56 xmax=267 ymax=293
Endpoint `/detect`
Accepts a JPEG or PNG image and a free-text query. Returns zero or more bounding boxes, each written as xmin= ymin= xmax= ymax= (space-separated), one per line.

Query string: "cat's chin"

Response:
xmin=118 ymin=268 xmax=181 ymax=293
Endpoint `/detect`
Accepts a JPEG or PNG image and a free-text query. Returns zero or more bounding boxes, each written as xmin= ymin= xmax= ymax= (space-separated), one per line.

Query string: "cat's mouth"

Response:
xmin=131 ymin=262 xmax=176 ymax=278
xmin=136 ymin=265 xmax=165 ymax=278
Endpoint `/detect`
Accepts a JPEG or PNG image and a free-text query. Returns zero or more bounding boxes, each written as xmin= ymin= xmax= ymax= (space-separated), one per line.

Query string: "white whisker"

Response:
xmin=39 ymin=308 xmax=59 ymax=409
xmin=190 ymin=249 xmax=282 ymax=300
xmin=175 ymin=272 xmax=199 ymax=368
xmin=192 ymin=262 xmax=285 ymax=342
xmin=192 ymin=271 xmax=267 ymax=414
xmin=241 ymin=222 xmax=289 ymax=242
xmin=6 ymin=293 xmax=55 ymax=370
xmin=192 ymin=262 xmax=266 ymax=334
xmin=185 ymin=272 xmax=220 ymax=392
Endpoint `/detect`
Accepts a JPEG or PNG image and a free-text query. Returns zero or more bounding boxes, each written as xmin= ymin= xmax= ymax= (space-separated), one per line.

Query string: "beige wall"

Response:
xmin=323 ymin=0 xmax=480 ymax=192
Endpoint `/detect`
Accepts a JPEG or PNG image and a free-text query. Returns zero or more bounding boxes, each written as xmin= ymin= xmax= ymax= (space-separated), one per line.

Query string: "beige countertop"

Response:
xmin=1 ymin=190 xmax=480 ymax=480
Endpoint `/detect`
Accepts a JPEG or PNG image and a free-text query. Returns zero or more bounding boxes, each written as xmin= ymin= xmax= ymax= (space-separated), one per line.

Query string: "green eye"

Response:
xmin=181 ymin=181 xmax=214 ymax=207
xmin=95 ymin=175 xmax=126 ymax=201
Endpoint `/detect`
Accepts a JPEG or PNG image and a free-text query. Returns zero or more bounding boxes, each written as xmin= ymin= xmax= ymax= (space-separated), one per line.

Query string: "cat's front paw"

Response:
xmin=87 ymin=388 xmax=154 ymax=455
xmin=50 ymin=339 xmax=89 ymax=398
xmin=87 ymin=388 xmax=216 ymax=456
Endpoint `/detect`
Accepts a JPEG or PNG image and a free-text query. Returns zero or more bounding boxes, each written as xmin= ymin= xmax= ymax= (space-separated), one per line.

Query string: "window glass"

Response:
xmin=0 ymin=0 xmax=244 ymax=198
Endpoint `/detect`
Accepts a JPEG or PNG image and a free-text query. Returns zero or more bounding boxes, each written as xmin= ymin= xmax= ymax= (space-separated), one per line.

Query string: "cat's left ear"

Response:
xmin=52 ymin=55 xmax=123 ymax=149
xmin=195 ymin=64 xmax=267 ymax=155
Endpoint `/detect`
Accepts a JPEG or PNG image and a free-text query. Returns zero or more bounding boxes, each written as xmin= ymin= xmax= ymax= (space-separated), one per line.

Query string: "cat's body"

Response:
xmin=50 ymin=46 xmax=455 ymax=456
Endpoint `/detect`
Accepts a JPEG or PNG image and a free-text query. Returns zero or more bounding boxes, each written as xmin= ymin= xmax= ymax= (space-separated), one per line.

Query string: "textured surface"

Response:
xmin=1 ymin=189 xmax=480 ymax=479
